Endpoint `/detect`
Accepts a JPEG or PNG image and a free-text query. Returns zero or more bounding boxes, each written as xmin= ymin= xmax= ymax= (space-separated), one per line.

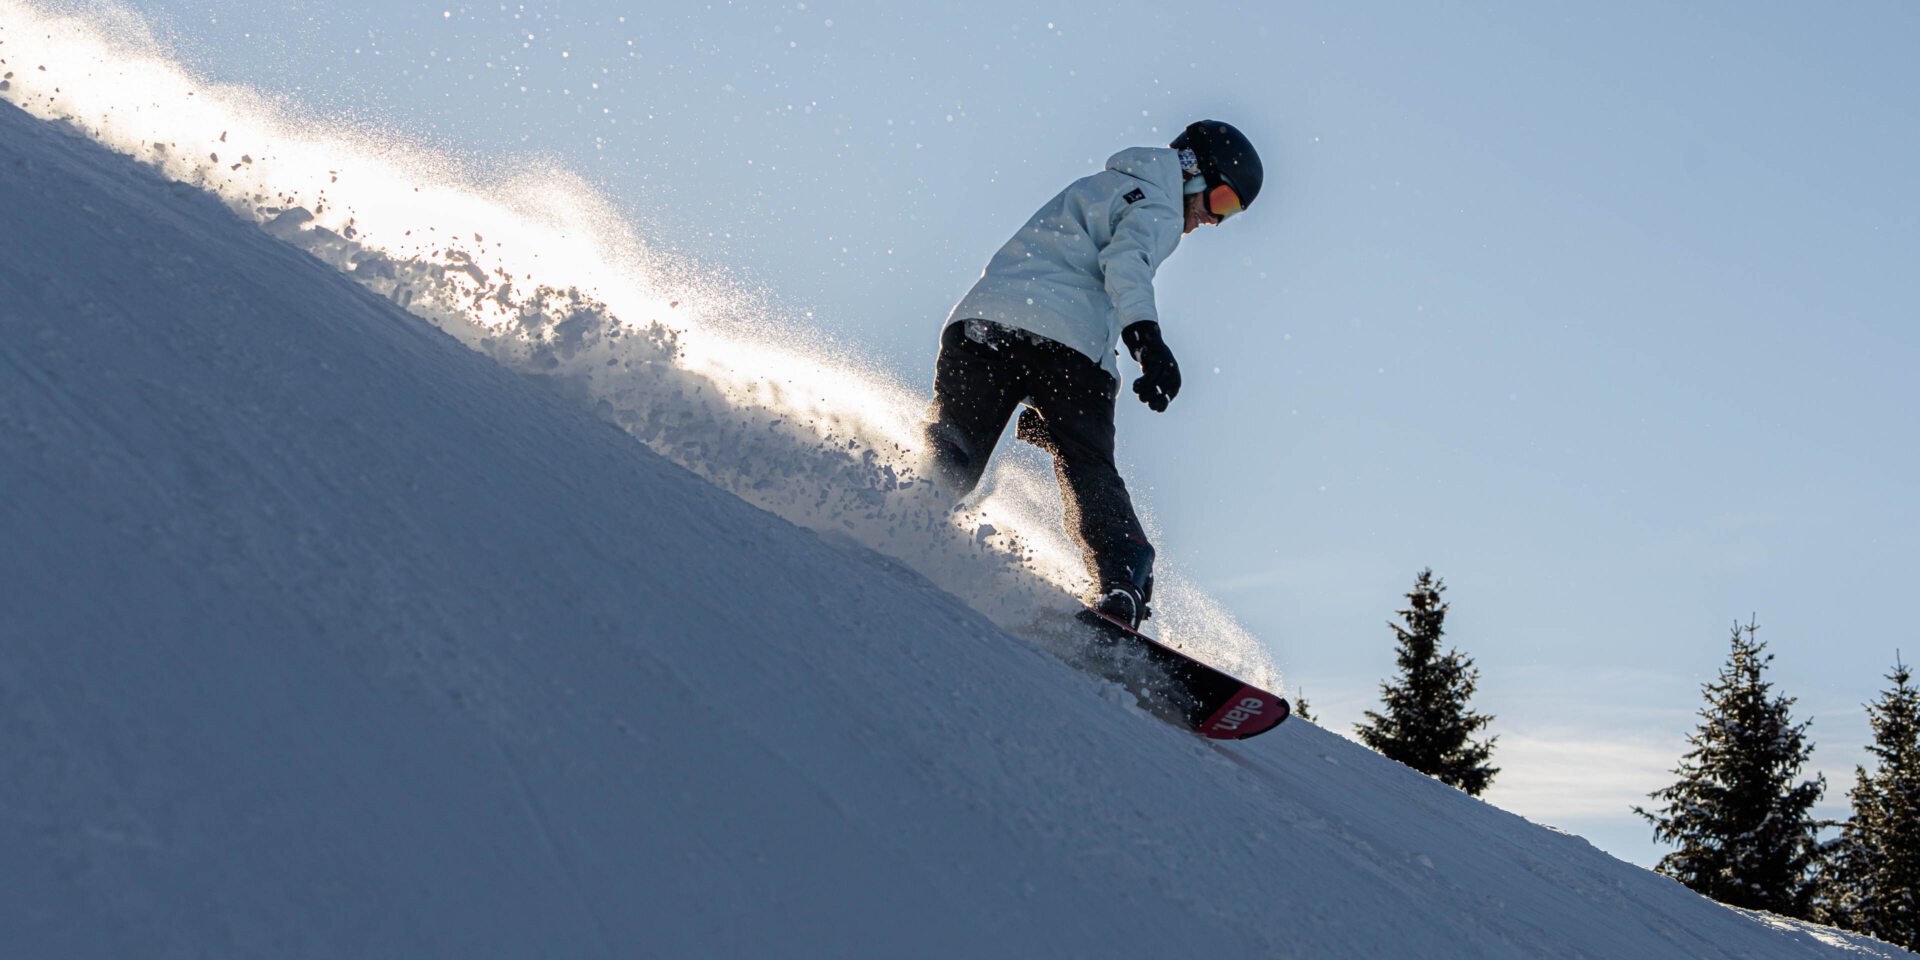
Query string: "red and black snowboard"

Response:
xmin=1073 ymin=607 xmax=1290 ymax=740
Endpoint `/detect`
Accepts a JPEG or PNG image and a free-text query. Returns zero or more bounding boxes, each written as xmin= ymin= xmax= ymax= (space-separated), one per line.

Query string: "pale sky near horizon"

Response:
xmin=70 ymin=0 xmax=1920 ymax=866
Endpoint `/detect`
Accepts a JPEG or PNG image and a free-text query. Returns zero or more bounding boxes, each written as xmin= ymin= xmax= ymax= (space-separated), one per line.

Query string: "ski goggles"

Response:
xmin=1206 ymin=182 xmax=1244 ymax=220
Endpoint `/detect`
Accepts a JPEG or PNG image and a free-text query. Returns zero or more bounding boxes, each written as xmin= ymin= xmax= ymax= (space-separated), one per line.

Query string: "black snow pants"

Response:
xmin=924 ymin=319 xmax=1155 ymax=592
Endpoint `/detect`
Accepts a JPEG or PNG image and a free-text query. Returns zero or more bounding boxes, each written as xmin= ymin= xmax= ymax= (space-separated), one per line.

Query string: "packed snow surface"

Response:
xmin=2 ymin=6 xmax=1912 ymax=958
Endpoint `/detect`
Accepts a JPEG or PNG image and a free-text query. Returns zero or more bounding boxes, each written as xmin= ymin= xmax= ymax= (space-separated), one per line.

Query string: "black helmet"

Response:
xmin=1171 ymin=120 xmax=1263 ymax=209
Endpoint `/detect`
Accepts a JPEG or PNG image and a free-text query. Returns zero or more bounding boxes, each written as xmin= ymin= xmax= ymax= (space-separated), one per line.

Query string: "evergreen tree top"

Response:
xmin=1863 ymin=656 xmax=1917 ymax=768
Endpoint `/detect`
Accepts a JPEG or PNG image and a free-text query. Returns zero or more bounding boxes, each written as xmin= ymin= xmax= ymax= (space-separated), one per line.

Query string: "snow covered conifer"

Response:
xmin=1820 ymin=657 xmax=1920 ymax=948
xmin=1635 ymin=619 xmax=1831 ymax=918
xmin=1354 ymin=570 xmax=1498 ymax=796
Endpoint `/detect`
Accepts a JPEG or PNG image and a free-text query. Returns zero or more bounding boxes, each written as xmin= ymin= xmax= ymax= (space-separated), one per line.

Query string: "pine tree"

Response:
xmin=1293 ymin=690 xmax=1316 ymax=724
xmin=1634 ymin=618 xmax=1832 ymax=918
xmin=1821 ymin=657 xmax=1920 ymax=948
xmin=1354 ymin=569 xmax=1498 ymax=795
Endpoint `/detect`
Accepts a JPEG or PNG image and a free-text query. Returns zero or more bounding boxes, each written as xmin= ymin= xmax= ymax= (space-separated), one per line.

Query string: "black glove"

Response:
xmin=1123 ymin=321 xmax=1181 ymax=413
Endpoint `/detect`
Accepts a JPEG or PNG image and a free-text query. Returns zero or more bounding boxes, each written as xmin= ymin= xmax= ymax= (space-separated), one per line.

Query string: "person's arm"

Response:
xmin=1100 ymin=192 xmax=1184 ymax=411
xmin=1097 ymin=192 xmax=1182 ymax=334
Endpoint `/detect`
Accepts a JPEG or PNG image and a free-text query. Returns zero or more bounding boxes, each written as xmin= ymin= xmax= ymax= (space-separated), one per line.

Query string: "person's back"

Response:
xmin=924 ymin=120 xmax=1265 ymax=628
xmin=945 ymin=146 xmax=1187 ymax=380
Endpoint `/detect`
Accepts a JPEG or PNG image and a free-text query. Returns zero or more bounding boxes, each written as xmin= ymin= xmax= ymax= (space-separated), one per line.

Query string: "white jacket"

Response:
xmin=944 ymin=146 xmax=1186 ymax=379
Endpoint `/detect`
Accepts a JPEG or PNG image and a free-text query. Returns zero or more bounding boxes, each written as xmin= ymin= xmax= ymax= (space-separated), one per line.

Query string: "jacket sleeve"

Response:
xmin=1097 ymin=193 xmax=1183 ymax=332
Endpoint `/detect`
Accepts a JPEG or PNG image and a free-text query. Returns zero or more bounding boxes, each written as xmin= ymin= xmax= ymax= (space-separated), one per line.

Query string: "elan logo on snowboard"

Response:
xmin=1206 ymin=697 xmax=1269 ymax=733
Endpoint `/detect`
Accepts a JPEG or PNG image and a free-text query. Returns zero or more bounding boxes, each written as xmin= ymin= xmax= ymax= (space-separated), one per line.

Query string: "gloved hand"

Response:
xmin=1123 ymin=321 xmax=1181 ymax=413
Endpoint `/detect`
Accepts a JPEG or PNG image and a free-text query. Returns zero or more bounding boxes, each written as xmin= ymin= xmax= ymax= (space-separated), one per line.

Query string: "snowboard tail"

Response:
xmin=1073 ymin=608 xmax=1290 ymax=740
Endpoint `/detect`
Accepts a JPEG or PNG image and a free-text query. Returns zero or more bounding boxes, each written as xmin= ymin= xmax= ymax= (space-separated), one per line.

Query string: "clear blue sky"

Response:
xmin=97 ymin=0 xmax=1920 ymax=865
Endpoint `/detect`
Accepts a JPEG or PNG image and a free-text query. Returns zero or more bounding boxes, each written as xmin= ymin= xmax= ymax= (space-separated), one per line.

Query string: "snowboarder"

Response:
xmin=923 ymin=120 xmax=1264 ymax=628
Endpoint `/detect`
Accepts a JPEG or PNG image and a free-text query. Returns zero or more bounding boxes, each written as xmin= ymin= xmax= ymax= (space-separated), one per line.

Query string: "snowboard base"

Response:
xmin=1071 ymin=607 xmax=1290 ymax=740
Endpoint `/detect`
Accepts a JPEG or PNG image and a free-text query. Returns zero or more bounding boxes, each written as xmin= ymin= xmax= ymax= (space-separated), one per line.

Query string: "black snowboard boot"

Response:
xmin=1093 ymin=578 xmax=1152 ymax=630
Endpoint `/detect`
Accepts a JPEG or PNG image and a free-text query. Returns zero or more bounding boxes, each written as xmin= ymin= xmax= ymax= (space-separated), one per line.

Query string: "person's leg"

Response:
xmin=1022 ymin=343 xmax=1156 ymax=603
xmin=923 ymin=321 xmax=1026 ymax=497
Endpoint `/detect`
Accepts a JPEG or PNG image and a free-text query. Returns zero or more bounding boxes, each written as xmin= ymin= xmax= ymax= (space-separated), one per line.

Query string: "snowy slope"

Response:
xmin=0 ymin=0 xmax=1280 ymax=693
xmin=0 ymin=73 xmax=1908 ymax=960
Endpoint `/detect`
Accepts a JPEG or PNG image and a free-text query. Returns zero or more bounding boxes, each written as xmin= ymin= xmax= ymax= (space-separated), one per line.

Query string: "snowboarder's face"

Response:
xmin=1183 ymin=191 xmax=1222 ymax=235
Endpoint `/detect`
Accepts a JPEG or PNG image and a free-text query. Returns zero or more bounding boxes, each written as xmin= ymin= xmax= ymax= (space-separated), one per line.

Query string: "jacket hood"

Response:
xmin=1104 ymin=147 xmax=1182 ymax=194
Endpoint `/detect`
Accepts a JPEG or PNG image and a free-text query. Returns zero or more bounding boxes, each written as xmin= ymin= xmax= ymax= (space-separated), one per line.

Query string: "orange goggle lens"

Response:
xmin=1206 ymin=183 xmax=1243 ymax=220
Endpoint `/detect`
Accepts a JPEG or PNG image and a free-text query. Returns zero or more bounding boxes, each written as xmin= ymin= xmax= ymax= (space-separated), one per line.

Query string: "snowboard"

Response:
xmin=1073 ymin=607 xmax=1290 ymax=740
